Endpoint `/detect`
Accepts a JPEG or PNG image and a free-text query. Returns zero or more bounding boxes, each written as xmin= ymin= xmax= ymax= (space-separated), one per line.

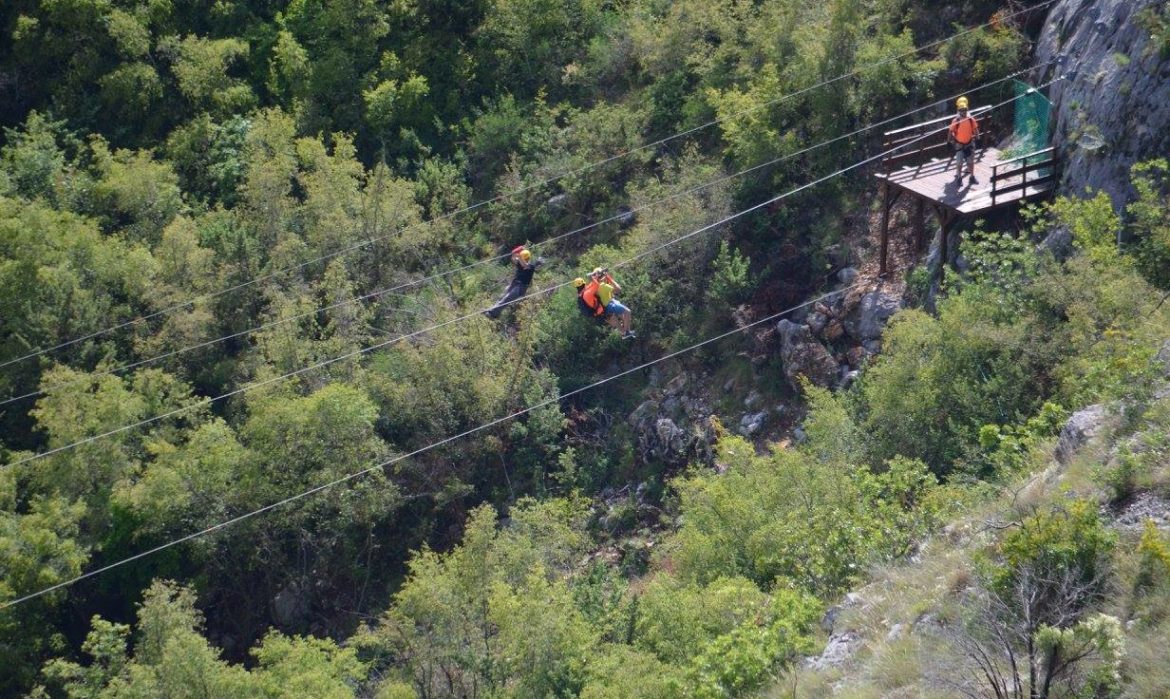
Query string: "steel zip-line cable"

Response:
xmin=0 ymin=73 xmax=1070 ymax=608
xmin=0 ymin=76 xmax=1065 ymax=472
xmin=0 ymin=65 xmax=1048 ymax=409
xmin=0 ymin=282 xmax=866 ymax=611
xmin=0 ymin=0 xmax=1060 ymax=373
xmin=10 ymin=263 xmax=1167 ymax=614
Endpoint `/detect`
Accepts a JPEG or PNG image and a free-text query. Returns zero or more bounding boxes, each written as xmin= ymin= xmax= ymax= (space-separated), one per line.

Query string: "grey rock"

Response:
xmin=628 ymin=400 xmax=660 ymax=427
xmin=655 ymin=418 xmax=687 ymax=456
xmin=1055 ymin=404 xmax=1108 ymax=464
xmin=805 ymin=631 xmax=861 ymax=671
xmin=1037 ymin=225 xmax=1075 ymax=261
xmin=841 ymin=369 xmax=861 ymax=389
xmin=723 ymin=378 xmax=736 ymax=393
xmin=837 ymin=266 xmax=860 ymax=285
xmin=886 ymin=623 xmax=905 ymax=641
xmin=744 ymin=390 xmax=763 ymax=409
xmin=913 ymin=612 xmax=941 ymax=633
xmin=821 ymin=290 xmax=846 ymax=312
xmin=1156 ymin=340 xmax=1170 ymax=378
xmin=272 ymin=580 xmax=311 ymax=628
xmin=739 ymin=410 xmax=768 ymax=436
xmin=546 ymin=193 xmax=570 ymax=210
xmin=616 ymin=206 xmax=636 ymax=229
xmin=775 ymin=319 xmax=841 ymax=390
xmin=793 ymin=426 xmax=808 ymax=444
xmin=1113 ymin=492 xmax=1170 ymax=530
xmin=845 ymin=290 xmax=902 ymax=342
xmin=807 ymin=311 xmax=828 ymax=335
xmin=1037 ymin=0 xmax=1170 ymax=212
xmin=862 ymin=339 xmax=882 ymax=355
xmin=821 ymin=605 xmax=842 ymax=633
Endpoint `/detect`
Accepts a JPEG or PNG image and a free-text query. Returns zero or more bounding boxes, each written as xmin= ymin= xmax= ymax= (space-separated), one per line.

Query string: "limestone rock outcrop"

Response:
xmin=1036 ymin=0 xmax=1170 ymax=211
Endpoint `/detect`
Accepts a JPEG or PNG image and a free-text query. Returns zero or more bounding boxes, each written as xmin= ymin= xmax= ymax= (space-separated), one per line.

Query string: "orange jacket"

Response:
xmin=949 ymin=115 xmax=979 ymax=145
xmin=580 ymin=280 xmax=605 ymax=316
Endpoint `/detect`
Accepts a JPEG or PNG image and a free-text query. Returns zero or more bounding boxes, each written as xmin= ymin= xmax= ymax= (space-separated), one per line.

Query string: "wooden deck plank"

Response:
xmin=874 ymin=146 xmax=1053 ymax=216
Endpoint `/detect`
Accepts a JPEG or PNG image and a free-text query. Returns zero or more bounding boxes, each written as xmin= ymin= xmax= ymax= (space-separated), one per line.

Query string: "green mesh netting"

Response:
xmin=1012 ymin=79 xmax=1050 ymax=157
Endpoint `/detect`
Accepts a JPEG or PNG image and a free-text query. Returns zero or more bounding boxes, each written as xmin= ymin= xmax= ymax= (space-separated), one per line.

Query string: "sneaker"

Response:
xmin=622 ymin=330 xmax=637 ymax=340
xmin=969 ymin=175 xmax=978 ymax=185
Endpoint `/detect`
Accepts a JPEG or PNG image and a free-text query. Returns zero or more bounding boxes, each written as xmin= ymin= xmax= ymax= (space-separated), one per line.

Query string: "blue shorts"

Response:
xmin=605 ymin=300 xmax=629 ymax=315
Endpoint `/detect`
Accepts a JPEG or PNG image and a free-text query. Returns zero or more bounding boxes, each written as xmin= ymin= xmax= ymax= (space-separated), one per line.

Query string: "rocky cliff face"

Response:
xmin=1036 ymin=0 xmax=1170 ymax=211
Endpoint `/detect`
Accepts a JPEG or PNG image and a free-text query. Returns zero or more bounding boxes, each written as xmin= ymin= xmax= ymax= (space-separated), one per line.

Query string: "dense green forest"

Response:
xmin=2 ymin=0 xmax=1169 ymax=696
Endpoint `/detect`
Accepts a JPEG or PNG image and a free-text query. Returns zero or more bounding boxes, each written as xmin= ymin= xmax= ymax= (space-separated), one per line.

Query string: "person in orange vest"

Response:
xmin=577 ymin=267 xmax=634 ymax=339
xmin=485 ymin=245 xmax=541 ymax=319
xmin=948 ymin=96 xmax=981 ymax=186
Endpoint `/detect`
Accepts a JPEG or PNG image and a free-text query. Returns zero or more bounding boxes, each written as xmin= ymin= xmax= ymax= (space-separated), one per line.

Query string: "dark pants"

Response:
xmin=485 ymin=281 xmax=529 ymax=318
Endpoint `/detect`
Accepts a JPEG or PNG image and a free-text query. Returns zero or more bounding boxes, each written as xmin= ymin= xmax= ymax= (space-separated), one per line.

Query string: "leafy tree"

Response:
xmin=1128 ymin=158 xmax=1170 ymax=289
xmin=935 ymin=501 xmax=1119 ymax=699
xmin=42 ymin=581 xmax=366 ymax=698
xmin=0 ymin=495 xmax=88 ymax=695
xmin=89 ymin=140 xmax=184 ymax=244
xmin=161 ymin=34 xmax=256 ymax=117
xmin=664 ymin=436 xmax=938 ymax=596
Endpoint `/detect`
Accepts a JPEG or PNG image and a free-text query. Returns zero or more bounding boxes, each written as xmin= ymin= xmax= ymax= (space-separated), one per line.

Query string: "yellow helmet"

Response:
xmin=518 ymin=249 xmax=532 ymax=262
xmin=573 ymin=277 xmax=586 ymax=289
xmin=956 ymin=96 xmax=969 ymax=110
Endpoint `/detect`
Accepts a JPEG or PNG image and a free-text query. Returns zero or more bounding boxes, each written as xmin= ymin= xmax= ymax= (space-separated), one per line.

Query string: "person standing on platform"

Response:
xmin=948 ymin=96 xmax=981 ymax=186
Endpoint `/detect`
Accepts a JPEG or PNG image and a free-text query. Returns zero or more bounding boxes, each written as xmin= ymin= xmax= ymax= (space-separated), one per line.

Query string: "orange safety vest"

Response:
xmin=949 ymin=115 xmax=978 ymax=145
xmin=581 ymin=280 xmax=605 ymax=316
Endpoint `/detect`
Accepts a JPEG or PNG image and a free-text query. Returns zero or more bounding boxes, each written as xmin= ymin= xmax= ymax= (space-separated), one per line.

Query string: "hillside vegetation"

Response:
xmin=1 ymin=0 xmax=1169 ymax=697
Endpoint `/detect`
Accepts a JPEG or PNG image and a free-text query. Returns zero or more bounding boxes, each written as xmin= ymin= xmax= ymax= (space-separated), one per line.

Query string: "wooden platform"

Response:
xmin=874 ymin=146 xmax=1055 ymax=215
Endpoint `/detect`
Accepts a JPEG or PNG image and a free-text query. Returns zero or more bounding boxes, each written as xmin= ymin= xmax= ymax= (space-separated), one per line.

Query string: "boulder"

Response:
xmin=655 ymin=418 xmax=686 ymax=453
xmin=776 ymin=320 xmax=841 ymax=390
xmin=664 ymin=373 xmax=688 ymax=396
xmin=805 ymin=631 xmax=861 ymax=671
xmin=1156 ymin=339 xmax=1170 ymax=378
xmin=628 ymin=399 xmax=716 ymax=466
xmin=1055 ymin=404 xmax=1108 ymax=464
xmin=806 ymin=311 xmax=828 ymax=336
xmin=744 ymin=390 xmax=763 ymax=410
xmin=1037 ymin=225 xmax=1075 ymax=261
xmin=844 ymin=290 xmax=902 ymax=342
xmin=739 ymin=410 xmax=768 ymax=436
xmin=272 ymin=580 xmax=311 ymax=628
xmin=627 ymin=400 xmax=660 ymax=427
xmin=616 ymin=206 xmax=636 ymax=229
xmin=837 ymin=266 xmax=860 ymax=285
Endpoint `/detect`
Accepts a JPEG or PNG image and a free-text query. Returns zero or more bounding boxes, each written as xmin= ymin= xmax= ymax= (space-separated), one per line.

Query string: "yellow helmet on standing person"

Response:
xmin=956 ymin=96 xmax=969 ymax=110
xmin=519 ymin=248 xmax=532 ymax=262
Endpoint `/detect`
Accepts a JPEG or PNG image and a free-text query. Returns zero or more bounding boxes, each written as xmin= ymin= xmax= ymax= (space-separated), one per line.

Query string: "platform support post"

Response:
xmin=879 ymin=182 xmax=891 ymax=276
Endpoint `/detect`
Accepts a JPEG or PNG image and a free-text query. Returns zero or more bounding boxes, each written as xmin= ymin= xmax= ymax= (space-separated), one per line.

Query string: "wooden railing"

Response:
xmin=881 ymin=106 xmax=993 ymax=174
xmin=990 ymin=147 xmax=1058 ymax=206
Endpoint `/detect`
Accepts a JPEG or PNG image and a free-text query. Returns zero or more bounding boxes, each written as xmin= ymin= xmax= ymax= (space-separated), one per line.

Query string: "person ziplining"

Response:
xmin=948 ymin=96 xmax=982 ymax=186
xmin=576 ymin=267 xmax=635 ymax=339
xmin=485 ymin=246 xmax=542 ymax=319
